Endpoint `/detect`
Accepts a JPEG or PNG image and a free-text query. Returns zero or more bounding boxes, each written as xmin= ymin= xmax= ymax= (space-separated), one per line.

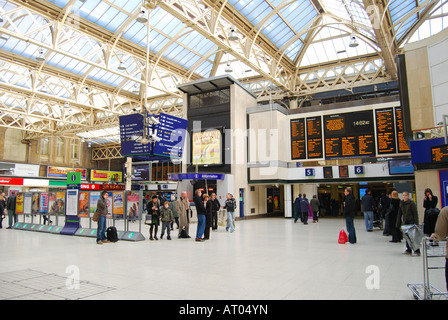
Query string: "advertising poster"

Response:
xmin=40 ymin=193 xmax=49 ymax=214
xmin=126 ymin=192 xmax=139 ymax=220
xmin=66 ymin=189 xmax=78 ymax=216
xmin=112 ymin=192 xmax=124 ymax=217
xmin=192 ymin=129 xmax=222 ymax=165
xmin=16 ymin=193 xmax=24 ymax=214
xmin=89 ymin=192 xmax=101 ymax=214
xmin=48 ymin=193 xmax=56 ymax=214
xmin=23 ymin=193 xmax=32 ymax=214
xmin=54 ymin=192 xmax=66 ymax=216
xmin=90 ymin=170 xmax=123 ymax=182
xmin=32 ymin=193 xmax=40 ymax=215
xmin=78 ymin=192 xmax=90 ymax=217
xmin=47 ymin=166 xmax=87 ymax=180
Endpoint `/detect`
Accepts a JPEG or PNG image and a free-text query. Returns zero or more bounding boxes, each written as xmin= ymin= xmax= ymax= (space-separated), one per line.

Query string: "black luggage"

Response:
xmin=106 ymin=226 xmax=119 ymax=242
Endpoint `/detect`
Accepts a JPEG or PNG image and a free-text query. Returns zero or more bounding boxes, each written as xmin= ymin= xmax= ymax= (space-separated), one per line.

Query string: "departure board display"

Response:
xmin=306 ymin=116 xmax=323 ymax=159
xmin=290 ymin=118 xmax=306 ymax=160
xmin=431 ymin=144 xmax=448 ymax=163
xmin=323 ymin=111 xmax=375 ymax=159
xmin=375 ymin=108 xmax=397 ymax=154
xmin=339 ymin=165 xmax=349 ymax=178
xmin=395 ymin=107 xmax=410 ymax=153
xmin=289 ymin=106 xmax=411 ymax=161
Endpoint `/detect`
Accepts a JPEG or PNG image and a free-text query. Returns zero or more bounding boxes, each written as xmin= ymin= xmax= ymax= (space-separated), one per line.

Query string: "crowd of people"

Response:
xmin=143 ymin=190 xmax=237 ymax=242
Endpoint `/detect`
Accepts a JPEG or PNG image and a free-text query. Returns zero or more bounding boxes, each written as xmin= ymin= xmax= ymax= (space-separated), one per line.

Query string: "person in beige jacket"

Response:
xmin=430 ymin=206 xmax=448 ymax=291
xmin=176 ymin=191 xmax=191 ymax=238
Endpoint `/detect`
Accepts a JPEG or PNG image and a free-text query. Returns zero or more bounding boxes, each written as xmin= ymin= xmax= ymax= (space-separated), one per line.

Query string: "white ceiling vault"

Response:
xmin=0 ymin=0 xmax=446 ymax=148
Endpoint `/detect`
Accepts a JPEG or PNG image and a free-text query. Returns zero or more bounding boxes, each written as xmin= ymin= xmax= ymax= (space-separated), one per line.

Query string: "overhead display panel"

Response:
xmin=290 ymin=118 xmax=306 ymax=160
xmin=375 ymin=108 xmax=397 ymax=154
xmin=306 ymin=117 xmax=323 ymax=159
xmin=323 ymin=110 xmax=375 ymax=159
xmin=395 ymin=107 xmax=411 ymax=153
xmin=290 ymin=106 xmax=410 ymax=161
xmin=431 ymin=144 xmax=448 ymax=163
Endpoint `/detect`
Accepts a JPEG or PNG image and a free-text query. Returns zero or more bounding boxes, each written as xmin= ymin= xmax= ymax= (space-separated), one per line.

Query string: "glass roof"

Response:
xmin=0 ymin=0 xmax=447 ymax=145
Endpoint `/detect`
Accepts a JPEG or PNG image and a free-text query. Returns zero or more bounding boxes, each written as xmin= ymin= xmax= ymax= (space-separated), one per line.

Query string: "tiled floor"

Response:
xmin=0 ymin=216 xmax=446 ymax=300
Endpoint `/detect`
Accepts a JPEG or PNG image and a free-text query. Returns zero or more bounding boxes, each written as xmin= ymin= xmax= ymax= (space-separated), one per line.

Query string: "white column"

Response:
xmin=284 ymin=184 xmax=292 ymax=218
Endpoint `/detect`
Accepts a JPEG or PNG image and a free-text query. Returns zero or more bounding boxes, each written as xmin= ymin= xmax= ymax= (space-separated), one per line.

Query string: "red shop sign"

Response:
xmin=0 ymin=177 xmax=24 ymax=185
xmin=81 ymin=183 xmax=102 ymax=190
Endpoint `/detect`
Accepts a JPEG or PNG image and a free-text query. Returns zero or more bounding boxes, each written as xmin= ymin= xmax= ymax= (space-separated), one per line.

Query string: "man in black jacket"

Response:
xmin=361 ymin=189 xmax=375 ymax=232
xmin=6 ymin=192 xmax=17 ymax=229
xmin=193 ymin=189 xmax=207 ymax=242
xmin=343 ymin=188 xmax=357 ymax=244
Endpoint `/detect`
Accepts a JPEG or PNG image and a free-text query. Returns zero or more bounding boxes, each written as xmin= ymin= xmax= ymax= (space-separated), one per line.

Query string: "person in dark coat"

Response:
xmin=389 ymin=191 xmax=402 ymax=243
xmin=423 ymin=188 xmax=439 ymax=235
xmin=147 ymin=195 xmax=160 ymax=241
xmin=193 ymin=189 xmax=207 ymax=242
xmin=294 ymin=194 xmax=302 ymax=223
xmin=397 ymin=192 xmax=420 ymax=256
xmin=209 ymin=193 xmax=220 ymax=230
xmin=380 ymin=191 xmax=392 ymax=236
xmin=204 ymin=194 xmax=212 ymax=240
xmin=361 ymin=189 xmax=375 ymax=232
xmin=300 ymin=193 xmax=310 ymax=225
xmin=6 ymin=192 xmax=17 ymax=229
xmin=343 ymin=187 xmax=357 ymax=244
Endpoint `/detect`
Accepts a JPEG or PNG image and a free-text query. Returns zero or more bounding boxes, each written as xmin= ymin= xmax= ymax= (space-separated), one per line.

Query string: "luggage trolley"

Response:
xmin=407 ymin=237 xmax=448 ymax=300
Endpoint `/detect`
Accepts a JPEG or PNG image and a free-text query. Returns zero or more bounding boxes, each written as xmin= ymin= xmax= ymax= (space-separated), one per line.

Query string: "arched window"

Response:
xmin=40 ymin=138 xmax=49 ymax=155
xmin=70 ymin=139 xmax=79 ymax=159
xmin=56 ymin=138 xmax=64 ymax=157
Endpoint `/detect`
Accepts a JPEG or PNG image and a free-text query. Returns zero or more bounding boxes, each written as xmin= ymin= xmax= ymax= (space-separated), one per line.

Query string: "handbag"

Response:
xmin=145 ymin=214 xmax=153 ymax=225
xmin=92 ymin=210 xmax=100 ymax=222
xmin=401 ymin=224 xmax=423 ymax=251
xmin=338 ymin=229 xmax=348 ymax=244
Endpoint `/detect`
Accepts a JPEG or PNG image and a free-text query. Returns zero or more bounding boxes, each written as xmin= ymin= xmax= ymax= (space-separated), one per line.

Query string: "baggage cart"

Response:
xmin=407 ymin=237 xmax=448 ymax=300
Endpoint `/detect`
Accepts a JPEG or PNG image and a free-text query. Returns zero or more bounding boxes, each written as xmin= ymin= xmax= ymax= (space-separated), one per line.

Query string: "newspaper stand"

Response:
xmin=407 ymin=237 xmax=448 ymax=300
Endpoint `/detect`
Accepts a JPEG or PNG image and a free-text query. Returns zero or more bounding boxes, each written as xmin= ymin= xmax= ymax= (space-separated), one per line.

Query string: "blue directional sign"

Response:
xmin=153 ymin=113 xmax=188 ymax=159
xmin=119 ymin=113 xmax=151 ymax=156
xmin=305 ymin=168 xmax=315 ymax=177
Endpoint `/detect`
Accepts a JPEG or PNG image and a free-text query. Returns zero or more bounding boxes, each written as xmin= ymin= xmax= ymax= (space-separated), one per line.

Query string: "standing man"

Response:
xmin=294 ymin=194 xmax=302 ymax=223
xmin=210 ymin=193 xmax=220 ymax=231
xmin=224 ymin=193 xmax=237 ymax=233
xmin=6 ymin=191 xmax=17 ymax=229
xmin=96 ymin=191 xmax=110 ymax=245
xmin=176 ymin=191 xmax=191 ymax=238
xmin=300 ymin=193 xmax=310 ymax=225
xmin=397 ymin=191 xmax=420 ymax=256
xmin=343 ymin=187 xmax=357 ymax=244
xmin=193 ymin=189 xmax=207 ymax=242
xmin=310 ymin=195 xmax=320 ymax=223
xmin=361 ymin=189 xmax=375 ymax=232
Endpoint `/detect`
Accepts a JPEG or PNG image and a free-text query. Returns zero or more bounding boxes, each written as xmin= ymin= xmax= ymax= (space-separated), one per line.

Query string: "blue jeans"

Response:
xmin=363 ymin=211 xmax=374 ymax=231
xmin=227 ymin=211 xmax=235 ymax=232
xmin=345 ymin=216 xmax=357 ymax=244
xmin=196 ymin=214 xmax=206 ymax=239
xmin=97 ymin=215 xmax=107 ymax=243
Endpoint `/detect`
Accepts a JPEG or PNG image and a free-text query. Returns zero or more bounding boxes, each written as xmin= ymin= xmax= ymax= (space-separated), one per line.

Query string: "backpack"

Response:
xmin=106 ymin=226 xmax=119 ymax=242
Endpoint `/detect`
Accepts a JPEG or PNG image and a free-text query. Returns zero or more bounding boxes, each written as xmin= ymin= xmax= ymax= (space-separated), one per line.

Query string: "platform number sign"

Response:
xmin=305 ymin=168 xmax=315 ymax=177
xmin=354 ymin=166 xmax=364 ymax=175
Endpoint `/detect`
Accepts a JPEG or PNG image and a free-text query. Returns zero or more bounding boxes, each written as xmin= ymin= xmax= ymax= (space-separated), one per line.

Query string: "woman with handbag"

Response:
xmin=96 ymin=191 xmax=109 ymax=245
xmin=146 ymin=195 xmax=160 ymax=240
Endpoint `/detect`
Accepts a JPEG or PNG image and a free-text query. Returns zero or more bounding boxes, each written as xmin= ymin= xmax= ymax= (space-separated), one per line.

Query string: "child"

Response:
xmin=160 ymin=201 xmax=174 ymax=240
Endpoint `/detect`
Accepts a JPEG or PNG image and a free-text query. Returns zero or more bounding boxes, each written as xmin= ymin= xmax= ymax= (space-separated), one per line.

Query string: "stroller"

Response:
xmin=372 ymin=208 xmax=384 ymax=230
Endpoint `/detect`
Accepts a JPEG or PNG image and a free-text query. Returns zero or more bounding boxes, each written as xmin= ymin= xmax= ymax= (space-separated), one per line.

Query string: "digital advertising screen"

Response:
xmin=192 ymin=129 xmax=222 ymax=165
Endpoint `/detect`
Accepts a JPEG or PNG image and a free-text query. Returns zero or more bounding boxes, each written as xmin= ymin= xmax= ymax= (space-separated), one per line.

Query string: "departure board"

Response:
xmin=306 ymin=116 xmax=323 ymax=159
xmin=323 ymin=111 xmax=375 ymax=159
xmin=431 ymin=144 xmax=448 ymax=163
xmin=395 ymin=107 xmax=410 ymax=153
xmin=290 ymin=118 xmax=306 ymax=160
xmin=375 ymin=108 xmax=397 ymax=154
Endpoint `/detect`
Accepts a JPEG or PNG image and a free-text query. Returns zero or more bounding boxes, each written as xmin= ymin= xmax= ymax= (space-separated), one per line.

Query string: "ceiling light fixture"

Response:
xmin=136 ymin=8 xmax=148 ymax=23
xmin=228 ymin=26 xmax=238 ymax=41
xmin=36 ymin=47 xmax=46 ymax=62
xmin=349 ymin=33 xmax=359 ymax=48
xmin=225 ymin=63 xmax=233 ymax=73
xmin=118 ymin=61 xmax=126 ymax=71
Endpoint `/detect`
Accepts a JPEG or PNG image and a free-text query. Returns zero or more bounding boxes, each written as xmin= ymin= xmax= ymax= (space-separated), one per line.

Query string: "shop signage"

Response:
xmin=0 ymin=177 xmax=24 ymax=185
